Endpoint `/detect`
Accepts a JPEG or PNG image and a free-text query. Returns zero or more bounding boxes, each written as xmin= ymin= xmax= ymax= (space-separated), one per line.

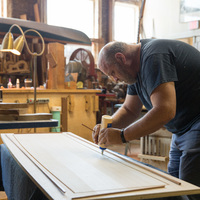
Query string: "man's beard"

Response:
xmin=116 ymin=63 xmax=137 ymax=84
xmin=123 ymin=73 xmax=137 ymax=84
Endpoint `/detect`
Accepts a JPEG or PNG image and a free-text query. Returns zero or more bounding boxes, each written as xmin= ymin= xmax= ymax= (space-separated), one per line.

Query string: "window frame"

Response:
xmin=0 ymin=0 xmax=7 ymax=17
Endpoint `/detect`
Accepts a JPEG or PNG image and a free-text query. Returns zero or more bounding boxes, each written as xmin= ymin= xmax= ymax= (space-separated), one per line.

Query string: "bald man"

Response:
xmin=93 ymin=39 xmax=200 ymax=200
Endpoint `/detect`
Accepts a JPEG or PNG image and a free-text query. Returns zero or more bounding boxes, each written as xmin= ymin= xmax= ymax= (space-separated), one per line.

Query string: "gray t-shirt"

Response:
xmin=127 ymin=39 xmax=200 ymax=134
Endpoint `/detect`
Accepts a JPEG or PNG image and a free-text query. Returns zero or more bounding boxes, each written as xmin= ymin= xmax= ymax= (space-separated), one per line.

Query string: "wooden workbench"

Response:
xmin=2 ymin=132 xmax=200 ymax=200
xmin=0 ymin=89 xmax=100 ymax=142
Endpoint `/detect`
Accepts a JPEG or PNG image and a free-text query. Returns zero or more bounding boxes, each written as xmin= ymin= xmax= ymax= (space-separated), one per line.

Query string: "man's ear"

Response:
xmin=115 ymin=53 xmax=126 ymax=64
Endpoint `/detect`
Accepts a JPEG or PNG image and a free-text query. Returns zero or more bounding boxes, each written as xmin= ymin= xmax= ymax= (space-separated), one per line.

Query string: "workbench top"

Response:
xmin=2 ymin=132 xmax=200 ymax=200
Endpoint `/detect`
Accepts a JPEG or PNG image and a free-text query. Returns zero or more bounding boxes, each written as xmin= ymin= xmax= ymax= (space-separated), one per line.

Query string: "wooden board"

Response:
xmin=47 ymin=43 xmax=65 ymax=89
xmin=1 ymin=132 xmax=200 ymax=200
xmin=0 ymin=110 xmax=20 ymax=115
xmin=0 ymin=120 xmax=58 ymax=131
xmin=0 ymin=113 xmax=52 ymax=121
xmin=0 ymin=103 xmax=28 ymax=109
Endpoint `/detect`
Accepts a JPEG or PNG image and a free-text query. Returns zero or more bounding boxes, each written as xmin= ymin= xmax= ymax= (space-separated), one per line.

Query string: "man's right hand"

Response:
xmin=92 ymin=124 xmax=101 ymax=144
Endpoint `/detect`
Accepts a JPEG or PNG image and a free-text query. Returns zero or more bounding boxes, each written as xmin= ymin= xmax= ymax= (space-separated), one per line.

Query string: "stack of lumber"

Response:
xmin=0 ymin=103 xmax=52 ymax=121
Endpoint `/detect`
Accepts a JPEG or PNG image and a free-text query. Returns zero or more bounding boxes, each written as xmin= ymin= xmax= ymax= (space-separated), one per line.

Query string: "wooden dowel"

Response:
xmin=81 ymin=124 xmax=94 ymax=131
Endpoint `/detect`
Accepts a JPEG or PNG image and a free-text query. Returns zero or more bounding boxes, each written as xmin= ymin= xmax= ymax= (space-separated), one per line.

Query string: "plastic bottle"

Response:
xmin=16 ymin=78 xmax=20 ymax=89
xmin=7 ymin=78 xmax=12 ymax=88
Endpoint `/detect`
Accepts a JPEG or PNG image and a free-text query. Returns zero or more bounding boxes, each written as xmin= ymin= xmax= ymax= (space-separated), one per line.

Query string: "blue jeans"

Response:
xmin=168 ymin=121 xmax=200 ymax=200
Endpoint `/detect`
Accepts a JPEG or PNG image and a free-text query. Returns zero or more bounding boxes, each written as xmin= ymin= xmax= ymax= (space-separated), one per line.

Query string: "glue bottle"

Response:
xmin=16 ymin=79 xmax=20 ymax=89
xmin=99 ymin=115 xmax=112 ymax=155
xmin=7 ymin=78 xmax=12 ymax=88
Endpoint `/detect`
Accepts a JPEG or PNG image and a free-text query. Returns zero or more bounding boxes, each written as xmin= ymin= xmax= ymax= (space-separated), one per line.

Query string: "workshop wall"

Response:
xmin=143 ymin=0 xmax=200 ymax=40
xmin=7 ymin=0 xmax=37 ymax=21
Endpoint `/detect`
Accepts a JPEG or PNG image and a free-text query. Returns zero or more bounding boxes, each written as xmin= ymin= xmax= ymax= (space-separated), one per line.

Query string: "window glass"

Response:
xmin=47 ymin=0 xmax=94 ymax=38
xmin=114 ymin=2 xmax=139 ymax=43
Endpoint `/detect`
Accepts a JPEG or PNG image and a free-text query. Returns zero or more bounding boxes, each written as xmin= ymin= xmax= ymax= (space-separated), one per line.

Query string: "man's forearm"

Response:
xmin=111 ymin=105 xmax=140 ymax=128
xmin=124 ymin=105 xmax=174 ymax=141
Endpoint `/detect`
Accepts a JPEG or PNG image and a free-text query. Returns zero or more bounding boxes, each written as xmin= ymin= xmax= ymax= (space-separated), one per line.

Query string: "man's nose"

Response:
xmin=113 ymin=76 xmax=119 ymax=83
xmin=108 ymin=75 xmax=119 ymax=83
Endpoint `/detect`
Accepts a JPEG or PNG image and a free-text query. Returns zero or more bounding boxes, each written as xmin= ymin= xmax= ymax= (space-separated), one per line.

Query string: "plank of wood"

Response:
xmin=34 ymin=3 xmax=40 ymax=22
xmin=3 ymin=133 xmax=164 ymax=199
xmin=0 ymin=110 xmax=19 ymax=115
xmin=68 ymin=132 xmax=181 ymax=186
xmin=46 ymin=53 xmax=57 ymax=68
xmin=0 ymin=113 xmax=52 ymax=121
xmin=0 ymin=191 xmax=7 ymax=200
xmin=61 ymin=97 xmax=68 ymax=132
xmin=20 ymin=14 xmax=27 ymax=20
xmin=6 ymin=134 xmax=66 ymax=193
xmin=93 ymin=95 xmax=99 ymax=112
xmin=47 ymin=43 xmax=65 ymax=89
xmin=0 ymin=103 xmax=28 ymax=109
xmin=138 ymin=154 xmax=168 ymax=162
xmin=2 ymin=132 xmax=200 ymax=200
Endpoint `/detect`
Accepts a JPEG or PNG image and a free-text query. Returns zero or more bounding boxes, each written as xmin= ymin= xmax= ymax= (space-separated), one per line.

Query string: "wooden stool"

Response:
xmin=0 ymin=191 xmax=7 ymax=200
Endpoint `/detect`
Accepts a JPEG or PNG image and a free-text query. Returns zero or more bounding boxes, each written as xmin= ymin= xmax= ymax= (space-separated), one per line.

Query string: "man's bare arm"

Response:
xmin=92 ymin=94 xmax=142 ymax=144
xmin=112 ymin=94 xmax=143 ymax=128
xmin=124 ymin=82 xmax=176 ymax=141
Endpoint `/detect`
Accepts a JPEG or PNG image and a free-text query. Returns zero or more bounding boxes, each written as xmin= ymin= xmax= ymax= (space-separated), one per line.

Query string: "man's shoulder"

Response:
xmin=140 ymin=39 xmax=185 ymax=58
xmin=141 ymin=39 xmax=181 ymax=47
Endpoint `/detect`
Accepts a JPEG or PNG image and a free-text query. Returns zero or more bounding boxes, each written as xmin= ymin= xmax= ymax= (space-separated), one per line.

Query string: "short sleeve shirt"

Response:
xmin=127 ymin=39 xmax=200 ymax=134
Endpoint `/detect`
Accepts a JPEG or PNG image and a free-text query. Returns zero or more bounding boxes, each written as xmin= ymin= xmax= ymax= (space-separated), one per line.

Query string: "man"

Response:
xmin=92 ymin=39 xmax=200 ymax=200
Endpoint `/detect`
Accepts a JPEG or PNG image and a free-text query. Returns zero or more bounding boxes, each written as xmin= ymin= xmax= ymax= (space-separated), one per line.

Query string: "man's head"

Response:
xmin=98 ymin=41 xmax=140 ymax=84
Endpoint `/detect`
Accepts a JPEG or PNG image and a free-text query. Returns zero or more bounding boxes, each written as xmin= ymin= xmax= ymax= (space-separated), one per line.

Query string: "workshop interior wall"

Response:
xmin=7 ymin=0 xmax=37 ymax=21
xmin=143 ymin=0 xmax=200 ymax=40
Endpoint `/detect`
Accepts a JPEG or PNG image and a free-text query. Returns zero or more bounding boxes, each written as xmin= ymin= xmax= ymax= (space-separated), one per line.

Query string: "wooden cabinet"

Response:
xmin=0 ymin=89 xmax=100 ymax=142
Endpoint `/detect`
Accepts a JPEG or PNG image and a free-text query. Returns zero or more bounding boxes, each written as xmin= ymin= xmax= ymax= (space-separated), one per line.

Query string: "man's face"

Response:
xmin=100 ymin=62 xmax=137 ymax=85
xmin=114 ymin=62 xmax=137 ymax=84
